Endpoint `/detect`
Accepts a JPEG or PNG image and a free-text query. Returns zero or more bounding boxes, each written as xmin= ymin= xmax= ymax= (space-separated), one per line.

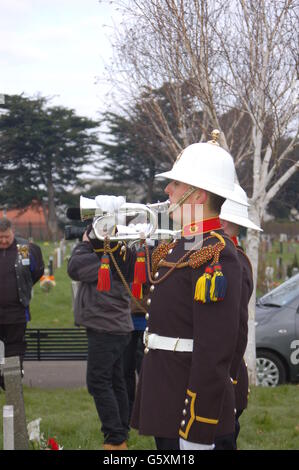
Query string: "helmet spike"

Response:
xmin=208 ymin=129 xmax=220 ymax=146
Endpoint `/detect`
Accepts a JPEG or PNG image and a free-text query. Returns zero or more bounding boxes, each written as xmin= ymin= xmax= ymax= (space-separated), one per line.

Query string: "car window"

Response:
xmin=259 ymin=273 xmax=299 ymax=307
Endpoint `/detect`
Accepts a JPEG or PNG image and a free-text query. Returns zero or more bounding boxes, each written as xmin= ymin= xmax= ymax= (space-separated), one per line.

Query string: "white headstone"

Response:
xmin=3 ymin=405 xmax=14 ymax=450
xmin=56 ymin=247 xmax=62 ymax=268
xmin=0 ymin=340 xmax=5 ymax=365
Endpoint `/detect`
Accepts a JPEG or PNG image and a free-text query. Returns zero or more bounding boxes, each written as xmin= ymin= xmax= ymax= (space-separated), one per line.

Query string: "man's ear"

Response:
xmin=194 ymin=189 xmax=207 ymax=205
xmin=220 ymin=219 xmax=228 ymax=231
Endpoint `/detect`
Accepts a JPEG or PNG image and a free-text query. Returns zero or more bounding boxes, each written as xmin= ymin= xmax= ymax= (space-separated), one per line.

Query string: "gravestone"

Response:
xmin=3 ymin=405 xmax=14 ymax=450
xmin=55 ymin=247 xmax=62 ymax=269
xmin=60 ymin=239 xmax=66 ymax=261
xmin=3 ymin=356 xmax=29 ymax=450
xmin=48 ymin=256 xmax=54 ymax=275
xmin=265 ymin=266 xmax=274 ymax=292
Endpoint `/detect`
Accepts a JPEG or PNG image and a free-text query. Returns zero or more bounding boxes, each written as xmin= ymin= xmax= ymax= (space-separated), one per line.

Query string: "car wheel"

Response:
xmin=256 ymin=350 xmax=287 ymax=387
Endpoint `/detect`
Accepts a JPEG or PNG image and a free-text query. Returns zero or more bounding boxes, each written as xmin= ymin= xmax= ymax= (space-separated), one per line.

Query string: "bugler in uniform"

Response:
xmin=217 ymin=184 xmax=263 ymax=449
xmin=88 ymin=132 xmax=252 ymax=450
xmin=129 ymin=132 xmax=248 ymax=450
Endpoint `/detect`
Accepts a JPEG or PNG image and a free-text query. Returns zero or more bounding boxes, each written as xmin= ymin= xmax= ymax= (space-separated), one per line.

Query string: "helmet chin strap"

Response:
xmin=168 ymin=185 xmax=198 ymax=214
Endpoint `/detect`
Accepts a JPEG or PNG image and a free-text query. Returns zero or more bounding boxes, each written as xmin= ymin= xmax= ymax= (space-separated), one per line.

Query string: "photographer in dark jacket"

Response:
xmin=0 ymin=217 xmax=44 ymax=388
xmin=67 ymin=229 xmax=133 ymax=451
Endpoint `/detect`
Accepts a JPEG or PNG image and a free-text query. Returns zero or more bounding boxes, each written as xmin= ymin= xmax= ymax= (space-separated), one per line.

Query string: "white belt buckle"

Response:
xmin=173 ymin=338 xmax=180 ymax=351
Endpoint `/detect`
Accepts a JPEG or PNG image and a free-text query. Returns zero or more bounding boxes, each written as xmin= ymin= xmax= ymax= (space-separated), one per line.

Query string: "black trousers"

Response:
xmin=234 ymin=409 xmax=243 ymax=444
xmin=86 ymin=329 xmax=131 ymax=445
xmin=123 ymin=330 xmax=144 ymax=420
xmin=155 ymin=437 xmax=180 ymax=450
xmin=214 ymin=433 xmax=236 ymax=450
xmin=214 ymin=410 xmax=244 ymax=450
xmin=0 ymin=323 xmax=27 ymax=357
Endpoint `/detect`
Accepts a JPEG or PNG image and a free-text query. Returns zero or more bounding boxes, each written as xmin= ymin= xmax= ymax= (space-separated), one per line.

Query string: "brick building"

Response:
xmin=0 ymin=202 xmax=49 ymax=240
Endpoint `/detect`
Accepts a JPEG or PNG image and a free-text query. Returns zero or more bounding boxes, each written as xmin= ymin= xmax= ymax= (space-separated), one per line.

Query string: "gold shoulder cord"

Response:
xmin=106 ymin=230 xmax=226 ymax=313
xmin=145 ymin=233 xmax=223 ymax=285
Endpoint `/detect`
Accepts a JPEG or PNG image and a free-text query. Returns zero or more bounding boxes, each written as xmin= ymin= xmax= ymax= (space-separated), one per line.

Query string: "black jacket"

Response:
xmin=0 ymin=237 xmax=44 ymax=324
xmin=67 ymin=241 xmax=133 ymax=334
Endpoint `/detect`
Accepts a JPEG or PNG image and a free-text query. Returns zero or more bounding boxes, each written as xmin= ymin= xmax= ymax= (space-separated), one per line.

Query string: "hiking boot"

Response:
xmin=103 ymin=441 xmax=128 ymax=450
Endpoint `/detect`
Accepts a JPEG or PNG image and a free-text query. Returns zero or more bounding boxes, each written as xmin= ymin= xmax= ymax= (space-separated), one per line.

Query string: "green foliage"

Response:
xmin=0 ymin=94 xmax=100 ymax=236
xmin=267 ymin=144 xmax=299 ymax=220
xmin=99 ymin=110 xmax=167 ymax=202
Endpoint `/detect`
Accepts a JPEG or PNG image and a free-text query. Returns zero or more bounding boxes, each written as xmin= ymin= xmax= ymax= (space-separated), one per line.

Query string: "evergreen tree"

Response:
xmin=0 ymin=94 xmax=100 ymax=239
xmin=100 ymin=110 xmax=167 ymax=203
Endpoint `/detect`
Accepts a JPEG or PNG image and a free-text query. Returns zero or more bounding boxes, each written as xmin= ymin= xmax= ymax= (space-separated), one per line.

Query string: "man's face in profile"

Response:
xmin=0 ymin=228 xmax=14 ymax=249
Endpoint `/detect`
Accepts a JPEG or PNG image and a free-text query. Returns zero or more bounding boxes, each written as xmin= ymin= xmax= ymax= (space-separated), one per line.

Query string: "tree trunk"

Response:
xmin=47 ymin=178 xmax=58 ymax=242
xmin=244 ymin=204 xmax=262 ymax=385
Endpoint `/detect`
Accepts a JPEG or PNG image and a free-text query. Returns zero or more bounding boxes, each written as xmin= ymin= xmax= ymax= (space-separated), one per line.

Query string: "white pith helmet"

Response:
xmin=156 ymin=132 xmax=249 ymax=206
xmin=220 ymin=184 xmax=263 ymax=231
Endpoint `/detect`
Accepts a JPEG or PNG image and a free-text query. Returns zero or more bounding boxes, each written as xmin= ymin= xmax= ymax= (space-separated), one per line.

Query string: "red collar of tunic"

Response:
xmin=231 ymin=236 xmax=239 ymax=246
xmin=182 ymin=217 xmax=222 ymax=237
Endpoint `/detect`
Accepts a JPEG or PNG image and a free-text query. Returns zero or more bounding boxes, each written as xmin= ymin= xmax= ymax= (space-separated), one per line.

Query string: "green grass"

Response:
xmin=29 ymin=242 xmax=75 ymax=328
xmin=238 ymin=385 xmax=299 ymax=450
xmin=0 ymin=386 xmax=155 ymax=450
xmin=0 ymin=385 xmax=298 ymax=450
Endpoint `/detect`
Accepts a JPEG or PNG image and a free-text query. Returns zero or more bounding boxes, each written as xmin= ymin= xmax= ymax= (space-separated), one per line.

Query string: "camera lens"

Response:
xmin=64 ymin=225 xmax=86 ymax=240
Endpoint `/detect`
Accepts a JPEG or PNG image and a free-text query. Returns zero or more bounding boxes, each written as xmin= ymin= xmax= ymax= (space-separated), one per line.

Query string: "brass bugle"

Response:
xmin=79 ymin=196 xmax=176 ymax=241
xmin=80 ymin=196 xmax=170 ymax=221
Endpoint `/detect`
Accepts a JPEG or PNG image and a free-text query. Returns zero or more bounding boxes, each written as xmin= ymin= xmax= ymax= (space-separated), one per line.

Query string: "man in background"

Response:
xmin=0 ymin=217 xmax=44 ymax=389
xmin=67 ymin=225 xmax=133 ymax=450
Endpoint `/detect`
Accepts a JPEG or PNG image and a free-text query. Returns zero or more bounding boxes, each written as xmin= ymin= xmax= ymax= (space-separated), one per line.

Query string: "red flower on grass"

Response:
xmin=47 ymin=438 xmax=60 ymax=450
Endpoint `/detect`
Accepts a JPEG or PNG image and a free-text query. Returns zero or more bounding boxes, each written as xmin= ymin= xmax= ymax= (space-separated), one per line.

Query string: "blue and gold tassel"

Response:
xmin=194 ymin=265 xmax=213 ymax=303
xmin=210 ymin=263 xmax=227 ymax=301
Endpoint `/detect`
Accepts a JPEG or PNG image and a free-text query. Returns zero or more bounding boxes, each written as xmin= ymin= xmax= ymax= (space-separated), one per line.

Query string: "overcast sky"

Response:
xmin=0 ymin=0 xmax=120 ymax=120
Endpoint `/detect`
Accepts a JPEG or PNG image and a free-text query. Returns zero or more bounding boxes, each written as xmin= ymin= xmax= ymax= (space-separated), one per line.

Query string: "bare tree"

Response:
xmin=103 ymin=0 xmax=299 ymax=383
xmin=215 ymin=0 xmax=299 ymax=383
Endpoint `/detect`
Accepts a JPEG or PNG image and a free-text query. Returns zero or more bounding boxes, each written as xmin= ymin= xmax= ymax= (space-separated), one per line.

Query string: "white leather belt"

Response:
xmin=143 ymin=331 xmax=194 ymax=352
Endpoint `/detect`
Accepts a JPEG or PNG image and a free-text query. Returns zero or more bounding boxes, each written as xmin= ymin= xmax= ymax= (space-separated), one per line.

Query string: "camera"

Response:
xmin=64 ymin=225 xmax=87 ymax=241
xmin=65 ymin=207 xmax=92 ymax=241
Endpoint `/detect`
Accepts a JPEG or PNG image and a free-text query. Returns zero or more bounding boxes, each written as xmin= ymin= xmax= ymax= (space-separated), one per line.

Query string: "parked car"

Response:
xmin=255 ymin=273 xmax=299 ymax=386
